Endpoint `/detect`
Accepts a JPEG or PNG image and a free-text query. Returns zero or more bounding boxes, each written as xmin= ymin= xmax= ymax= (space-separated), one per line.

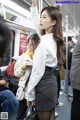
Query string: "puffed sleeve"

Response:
xmin=27 ymin=43 xmax=46 ymax=101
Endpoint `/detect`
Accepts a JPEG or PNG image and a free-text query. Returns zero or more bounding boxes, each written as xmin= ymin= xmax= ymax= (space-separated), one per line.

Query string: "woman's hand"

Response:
xmin=0 ymin=80 xmax=7 ymax=86
xmin=21 ymin=65 xmax=27 ymax=71
xmin=32 ymin=0 xmax=37 ymax=7
xmin=0 ymin=80 xmax=9 ymax=87
xmin=5 ymin=82 xmax=9 ymax=88
xmin=70 ymin=48 xmax=74 ymax=52
xmin=27 ymin=100 xmax=35 ymax=106
xmin=21 ymin=62 xmax=28 ymax=71
xmin=21 ymin=60 xmax=32 ymax=71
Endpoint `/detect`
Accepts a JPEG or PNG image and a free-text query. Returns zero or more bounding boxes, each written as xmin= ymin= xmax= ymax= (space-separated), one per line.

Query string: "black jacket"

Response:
xmin=63 ymin=46 xmax=72 ymax=70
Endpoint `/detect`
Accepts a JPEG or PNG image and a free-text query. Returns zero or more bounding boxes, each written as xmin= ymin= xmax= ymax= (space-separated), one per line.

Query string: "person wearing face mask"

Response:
xmin=26 ymin=0 xmax=65 ymax=120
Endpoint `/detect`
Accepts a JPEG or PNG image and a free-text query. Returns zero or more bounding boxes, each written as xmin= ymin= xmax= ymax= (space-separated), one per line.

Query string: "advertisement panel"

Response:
xmin=19 ymin=33 xmax=28 ymax=55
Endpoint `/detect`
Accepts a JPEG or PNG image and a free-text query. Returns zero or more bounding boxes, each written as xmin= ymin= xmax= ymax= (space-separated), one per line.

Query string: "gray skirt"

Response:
xmin=35 ymin=66 xmax=58 ymax=111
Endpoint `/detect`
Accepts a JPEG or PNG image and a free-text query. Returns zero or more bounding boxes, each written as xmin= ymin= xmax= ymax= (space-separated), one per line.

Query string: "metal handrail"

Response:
xmin=43 ymin=0 xmax=51 ymax=6
xmin=63 ymin=19 xmax=78 ymax=34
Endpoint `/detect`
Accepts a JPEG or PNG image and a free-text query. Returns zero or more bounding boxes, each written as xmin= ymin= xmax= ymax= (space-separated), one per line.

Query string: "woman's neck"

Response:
xmin=45 ymin=27 xmax=53 ymax=34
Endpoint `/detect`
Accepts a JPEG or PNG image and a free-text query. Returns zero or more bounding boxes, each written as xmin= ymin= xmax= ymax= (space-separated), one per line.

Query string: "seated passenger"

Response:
xmin=5 ymin=56 xmax=19 ymax=95
xmin=0 ymin=69 xmax=19 ymax=112
xmin=5 ymin=56 xmax=19 ymax=79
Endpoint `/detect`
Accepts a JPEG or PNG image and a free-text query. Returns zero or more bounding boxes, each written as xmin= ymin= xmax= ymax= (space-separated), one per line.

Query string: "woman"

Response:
xmin=14 ymin=33 xmax=40 ymax=120
xmin=27 ymin=0 xmax=65 ymax=120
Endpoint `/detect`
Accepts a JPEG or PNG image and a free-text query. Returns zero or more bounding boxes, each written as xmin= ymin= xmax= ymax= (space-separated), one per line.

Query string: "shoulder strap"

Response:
xmin=25 ymin=72 xmax=31 ymax=87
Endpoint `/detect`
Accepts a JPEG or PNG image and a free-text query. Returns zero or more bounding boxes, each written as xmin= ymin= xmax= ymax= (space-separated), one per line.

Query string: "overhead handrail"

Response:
xmin=23 ymin=0 xmax=31 ymax=7
xmin=43 ymin=0 xmax=51 ymax=6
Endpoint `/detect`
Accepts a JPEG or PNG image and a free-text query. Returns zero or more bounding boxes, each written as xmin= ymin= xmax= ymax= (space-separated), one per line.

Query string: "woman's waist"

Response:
xmin=35 ymin=79 xmax=57 ymax=93
xmin=36 ymin=74 xmax=57 ymax=89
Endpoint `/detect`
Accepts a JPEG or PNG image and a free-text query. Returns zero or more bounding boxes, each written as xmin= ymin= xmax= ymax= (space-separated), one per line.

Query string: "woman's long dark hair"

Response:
xmin=41 ymin=6 xmax=65 ymax=65
xmin=28 ymin=33 xmax=40 ymax=49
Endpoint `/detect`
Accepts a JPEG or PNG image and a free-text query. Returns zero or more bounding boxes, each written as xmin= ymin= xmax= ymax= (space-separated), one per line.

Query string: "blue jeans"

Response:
xmin=64 ymin=70 xmax=70 ymax=95
xmin=0 ymin=90 xmax=19 ymax=112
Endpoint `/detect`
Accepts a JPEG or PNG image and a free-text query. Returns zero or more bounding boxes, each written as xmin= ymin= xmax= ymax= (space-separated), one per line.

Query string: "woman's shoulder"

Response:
xmin=41 ymin=33 xmax=53 ymax=40
xmin=40 ymin=34 xmax=57 ymax=50
xmin=41 ymin=33 xmax=56 ymax=44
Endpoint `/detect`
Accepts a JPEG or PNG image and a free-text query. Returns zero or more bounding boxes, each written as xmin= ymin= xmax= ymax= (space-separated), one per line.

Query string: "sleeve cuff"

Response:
xmin=27 ymin=90 xmax=35 ymax=101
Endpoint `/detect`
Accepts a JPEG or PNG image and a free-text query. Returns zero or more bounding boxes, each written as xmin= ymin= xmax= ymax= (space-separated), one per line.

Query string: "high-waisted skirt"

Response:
xmin=35 ymin=66 xmax=58 ymax=111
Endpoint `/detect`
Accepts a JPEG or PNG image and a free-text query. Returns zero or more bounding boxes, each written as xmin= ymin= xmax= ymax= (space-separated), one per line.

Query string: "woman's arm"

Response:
xmin=32 ymin=0 xmax=37 ymax=7
xmin=18 ymin=69 xmax=31 ymax=88
xmin=30 ymin=0 xmax=41 ymax=37
xmin=27 ymin=43 xmax=46 ymax=101
xmin=0 ymin=80 xmax=7 ymax=86
xmin=14 ymin=54 xmax=33 ymax=78
xmin=14 ymin=55 xmax=25 ymax=77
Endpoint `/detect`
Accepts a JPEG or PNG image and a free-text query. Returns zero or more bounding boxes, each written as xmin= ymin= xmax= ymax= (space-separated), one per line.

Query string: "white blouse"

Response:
xmin=27 ymin=7 xmax=57 ymax=101
xmin=27 ymin=33 xmax=57 ymax=101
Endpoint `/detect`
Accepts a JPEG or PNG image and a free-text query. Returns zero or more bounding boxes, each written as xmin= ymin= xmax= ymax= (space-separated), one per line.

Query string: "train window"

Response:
xmin=5 ymin=12 xmax=17 ymax=21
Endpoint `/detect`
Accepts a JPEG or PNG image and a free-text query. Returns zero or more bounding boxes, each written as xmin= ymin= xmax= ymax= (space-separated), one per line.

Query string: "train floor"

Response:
xmin=56 ymin=80 xmax=73 ymax=120
xmin=8 ymin=80 xmax=73 ymax=120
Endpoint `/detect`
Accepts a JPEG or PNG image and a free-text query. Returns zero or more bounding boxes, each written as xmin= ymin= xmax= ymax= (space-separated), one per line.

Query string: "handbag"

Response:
xmin=24 ymin=105 xmax=38 ymax=120
xmin=16 ymin=86 xmax=25 ymax=100
xmin=16 ymin=73 xmax=31 ymax=100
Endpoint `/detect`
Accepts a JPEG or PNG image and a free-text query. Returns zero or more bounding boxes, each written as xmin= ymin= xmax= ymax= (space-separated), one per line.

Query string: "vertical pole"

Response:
xmin=10 ymin=37 xmax=13 ymax=62
xmin=39 ymin=0 xmax=43 ymax=13
xmin=1 ymin=3 xmax=6 ymax=19
xmin=39 ymin=0 xmax=41 ymax=13
xmin=65 ymin=15 xmax=68 ymax=94
xmin=41 ymin=0 xmax=43 ymax=9
xmin=73 ymin=26 xmax=76 ymax=39
xmin=14 ymin=30 xmax=20 ymax=57
xmin=65 ymin=15 xmax=68 ymax=72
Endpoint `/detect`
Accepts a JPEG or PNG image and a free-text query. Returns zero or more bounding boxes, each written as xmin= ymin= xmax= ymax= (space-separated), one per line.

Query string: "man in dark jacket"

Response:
xmin=64 ymin=37 xmax=73 ymax=99
xmin=70 ymin=33 xmax=80 ymax=120
xmin=0 ymin=69 xmax=19 ymax=112
xmin=0 ymin=15 xmax=19 ymax=112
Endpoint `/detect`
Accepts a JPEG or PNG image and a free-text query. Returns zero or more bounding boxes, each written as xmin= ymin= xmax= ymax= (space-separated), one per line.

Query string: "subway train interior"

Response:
xmin=0 ymin=0 xmax=80 ymax=120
